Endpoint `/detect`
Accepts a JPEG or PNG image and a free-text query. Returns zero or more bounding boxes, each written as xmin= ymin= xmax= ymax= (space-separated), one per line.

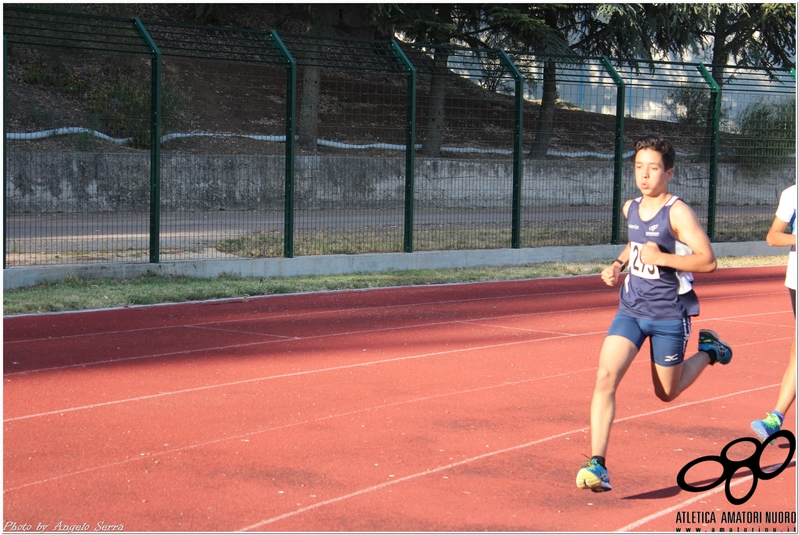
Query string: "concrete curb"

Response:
xmin=3 ymin=241 xmax=789 ymax=290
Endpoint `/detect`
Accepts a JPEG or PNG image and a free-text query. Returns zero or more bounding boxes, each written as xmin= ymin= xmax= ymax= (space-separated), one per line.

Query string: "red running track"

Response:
xmin=3 ymin=266 xmax=797 ymax=532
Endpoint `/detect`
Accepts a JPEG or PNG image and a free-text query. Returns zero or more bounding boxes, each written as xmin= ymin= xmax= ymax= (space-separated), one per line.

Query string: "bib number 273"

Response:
xmin=630 ymin=241 xmax=660 ymax=280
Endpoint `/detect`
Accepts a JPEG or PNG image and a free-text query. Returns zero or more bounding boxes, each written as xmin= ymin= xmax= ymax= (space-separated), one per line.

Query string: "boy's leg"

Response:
xmin=648 ymin=319 xmax=731 ymax=402
xmin=774 ymin=335 xmax=797 ymax=416
xmin=577 ymin=334 xmax=638 ymax=492
xmin=753 ymin=334 xmax=797 ymax=441
xmin=590 ymin=335 xmax=639 ymax=458
xmin=578 ymin=313 xmax=643 ymax=492
xmin=650 ymin=351 xmax=710 ymax=402
xmin=751 ymin=292 xmax=795 ymax=442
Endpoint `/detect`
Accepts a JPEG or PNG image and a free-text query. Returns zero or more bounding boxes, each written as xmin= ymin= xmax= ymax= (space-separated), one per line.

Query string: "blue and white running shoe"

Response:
xmin=699 ymin=329 xmax=733 ymax=365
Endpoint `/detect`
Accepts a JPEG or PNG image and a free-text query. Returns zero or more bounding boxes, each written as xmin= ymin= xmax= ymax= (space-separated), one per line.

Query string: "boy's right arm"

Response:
xmin=766 ymin=216 xmax=796 ymax=248
xmin=601 ymin=200 xmax=633 ymax=287
xmin=602 ymin=243 xmax=630 ymax=287
xmin=600 ymin=200 xmax=634 ymax=287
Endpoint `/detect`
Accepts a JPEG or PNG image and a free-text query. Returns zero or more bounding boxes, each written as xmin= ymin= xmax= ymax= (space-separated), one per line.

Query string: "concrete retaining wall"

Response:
xmin=4 ymin=240 xmax=790 ymax=290
xmin=5 ymin=152 xmax=794 ymax=212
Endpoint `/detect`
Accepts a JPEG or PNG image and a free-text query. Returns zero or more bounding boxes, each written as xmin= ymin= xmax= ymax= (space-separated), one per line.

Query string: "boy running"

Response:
xmin=576 ymin=134 xmax=733 ymax=492
xmin=749 ymin=183 xmax=796 ymax=441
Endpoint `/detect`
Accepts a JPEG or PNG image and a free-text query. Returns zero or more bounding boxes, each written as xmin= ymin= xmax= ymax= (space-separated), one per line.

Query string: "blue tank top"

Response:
xmin=620 ymin=196 xmax=698 ymax=320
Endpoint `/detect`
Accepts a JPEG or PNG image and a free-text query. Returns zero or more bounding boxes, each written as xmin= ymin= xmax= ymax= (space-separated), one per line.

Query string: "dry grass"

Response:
xmin=3 ymin=254 xmax=786 ymax=316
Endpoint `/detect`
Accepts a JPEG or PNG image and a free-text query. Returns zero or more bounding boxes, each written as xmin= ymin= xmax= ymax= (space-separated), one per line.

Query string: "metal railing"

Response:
xmin=4 ymin=7 xmax=796 ymax=268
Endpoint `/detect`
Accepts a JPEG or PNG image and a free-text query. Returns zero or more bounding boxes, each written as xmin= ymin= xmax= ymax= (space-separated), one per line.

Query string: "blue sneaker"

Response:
xmin=576 ymin=458 xmax=612 ymax=492
xmin=750 ymin=412 xmax=782 ymax=443
xmin=699 ymin=329 xmax=732 ymax=365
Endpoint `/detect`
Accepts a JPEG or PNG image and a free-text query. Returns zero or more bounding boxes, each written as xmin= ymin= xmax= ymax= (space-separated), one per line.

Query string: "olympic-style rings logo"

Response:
xmin=676 ymin=430 xmax=796 ymax=505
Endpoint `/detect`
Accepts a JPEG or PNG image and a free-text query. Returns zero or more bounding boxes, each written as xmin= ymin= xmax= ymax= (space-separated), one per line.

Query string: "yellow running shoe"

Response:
xmin=576 ymin=458 xmax=612 ymax=492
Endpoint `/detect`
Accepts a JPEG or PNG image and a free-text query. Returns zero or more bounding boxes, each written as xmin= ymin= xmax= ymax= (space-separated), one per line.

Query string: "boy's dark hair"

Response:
xmin=634 ymin=134 xmax=676 ymax=170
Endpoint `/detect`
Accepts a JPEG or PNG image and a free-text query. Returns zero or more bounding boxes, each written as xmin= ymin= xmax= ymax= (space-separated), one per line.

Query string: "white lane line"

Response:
xmin=9 ymin=283 xmax=780 ymax=346
xmin=238 ymin=429 xmax=590 ymax=532
xmin=4 ymin=365 xmax=601 ymax=492
xmin=4 ymin=381 xmax=782 ymax=529
xmin=237 ymin=385 xmax=780 ymax=532
xmin=3 ymin=285 xmax=614 ymax=344
xmin=4 ymin=330 xmax=607 ymax=422
xmin=183 ymin=324 xmax=298 ymax=339
xmin=6 ymin=328 xmax=793 ymax=422
xmin=455 ymin=319 xmax=577 ymax=337
xmin=4 ymin=304 xmax=618 ymax=376
xmin=616 ymin=460 xmax=797 ymax=532
xmin=6 ymin=303 xmax=791 ymax=377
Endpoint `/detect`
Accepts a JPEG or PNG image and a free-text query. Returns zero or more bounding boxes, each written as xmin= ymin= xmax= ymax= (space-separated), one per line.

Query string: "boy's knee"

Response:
xmin=655 ymin=388 xmax=679 ymax=402
xmin=594 ymin=368 xmax=617 ymax=392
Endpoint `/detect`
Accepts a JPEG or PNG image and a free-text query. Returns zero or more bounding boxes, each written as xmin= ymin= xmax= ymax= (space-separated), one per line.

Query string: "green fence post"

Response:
xmin=134 ymin=19 xmax=162 ymax=263
xmin=3 ymin=37 xmax=7 ymax=270
xmin=498 ymin=50 xmax=524 ymax=249
xmin=601 ymin=56 xmax=626 ymax=245
xmin=271 ymin=31 xmax=296 ymax=258
xmin=698 ymin=63 xmax=720 ymax=242
xmin=391 ymin=40 xmax=417 ymax=253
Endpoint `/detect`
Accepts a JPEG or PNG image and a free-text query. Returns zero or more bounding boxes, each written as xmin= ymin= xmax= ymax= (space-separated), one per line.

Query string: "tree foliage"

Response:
xmin=671 ymin=4 xmax=796 ymax=156
xmin=248 ymin=3 xmax=798 ymax=156
xmin=483 ymin=4 xmax=702 ymax=157
xmin=734 ymin=97 xmax=795 ymax=163
xmin=690 ymin=3 xmax=795 ymax=78
xmin=390 ymin=3 xmax=796 ymax=158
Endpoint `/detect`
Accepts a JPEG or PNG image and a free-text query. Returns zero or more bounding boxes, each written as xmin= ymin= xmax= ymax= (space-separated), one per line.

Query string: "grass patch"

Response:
xmin=213 ymin=224 xmax=611 ymax=258
xmin=713 ymin=217 xmax=774 ymax=243
xmin=3 ymin=255 xmax=787 ymax=316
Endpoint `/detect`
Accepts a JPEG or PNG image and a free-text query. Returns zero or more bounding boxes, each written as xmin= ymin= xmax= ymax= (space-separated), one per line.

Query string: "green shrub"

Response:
xmin=733 ymin=96 xmax=796 ymax=164
xmin=663 ymin=83 xmax=732 ymax=130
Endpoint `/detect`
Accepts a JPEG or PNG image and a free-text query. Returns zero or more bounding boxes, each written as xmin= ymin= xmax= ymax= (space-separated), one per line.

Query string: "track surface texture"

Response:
xmin=3 ymin=266 xmax=797 ymax=532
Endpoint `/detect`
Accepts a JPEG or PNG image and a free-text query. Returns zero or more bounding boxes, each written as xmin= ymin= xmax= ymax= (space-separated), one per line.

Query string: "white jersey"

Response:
xmin=775 ymin=185 xmax=796 ymax=291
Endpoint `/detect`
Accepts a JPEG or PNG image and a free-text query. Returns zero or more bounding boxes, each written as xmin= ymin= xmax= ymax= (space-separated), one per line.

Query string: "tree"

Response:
xmin=691 ymin=3 xmax=795 ymax=85
xmin=390 ymin=4 xmax=700 ymax=158
xmin=683 ymin=4 xmax=796 ymax=156
xmin=388 ymin=4 xmax=487 ymax=156
xmin=308 ymin=3 xmax=796 ymax=159
xmin=391 ymin=5 xmax=455 ymax=156
xmin=492 ymin=6 xmax=572 ymax=159
xmin=297 ymin=5 xmax=393 ymax=151
xmin=496 ymin=4 xmax=708 ymax=158
xmin=297 ymin=5 xmax=336 ymax=151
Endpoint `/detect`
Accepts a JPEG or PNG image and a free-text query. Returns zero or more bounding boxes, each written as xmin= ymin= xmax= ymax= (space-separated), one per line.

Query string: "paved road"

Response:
xmin=4 ymin=205 xmax=775 ymax=256
xmin=3 ymin=208 xmax=593 ymax=250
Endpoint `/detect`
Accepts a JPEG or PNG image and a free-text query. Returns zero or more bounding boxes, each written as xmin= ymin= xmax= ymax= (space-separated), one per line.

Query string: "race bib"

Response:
xmin=630 ymin=241 xmax=660 ymax=280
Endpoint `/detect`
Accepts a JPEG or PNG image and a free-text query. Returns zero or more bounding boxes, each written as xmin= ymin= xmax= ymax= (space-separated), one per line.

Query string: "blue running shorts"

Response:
xmin=607 ymin=312 xmax=691 ymax=367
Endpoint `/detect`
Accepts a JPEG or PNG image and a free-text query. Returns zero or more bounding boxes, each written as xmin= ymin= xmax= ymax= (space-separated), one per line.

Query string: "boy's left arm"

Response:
xmin=639 ymin=201 xmax=717 ymax=273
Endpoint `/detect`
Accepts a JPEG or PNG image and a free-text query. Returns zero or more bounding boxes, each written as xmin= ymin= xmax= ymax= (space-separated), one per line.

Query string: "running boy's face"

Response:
xmin=634 ymin=148 xmax=674 ymax=197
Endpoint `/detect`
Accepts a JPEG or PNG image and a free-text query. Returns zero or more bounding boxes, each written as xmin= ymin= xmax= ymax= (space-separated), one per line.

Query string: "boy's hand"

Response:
xmin=601 ymin=264 xmax=621 ymax=286
xmin=639 ymin=241 xmax=663 ymax=266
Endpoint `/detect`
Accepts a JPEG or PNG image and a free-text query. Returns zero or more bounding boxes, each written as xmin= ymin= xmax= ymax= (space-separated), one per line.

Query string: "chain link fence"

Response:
xmin=4 ymin=8 xmax=154 ymax=266
xmin=144 ymin=21 xmax=291 ymax=262
xmin=278 ymin=32 xmax=411 ymax=257
xmin=513 ymin=54 xmax=621 ymax=248
xmin=715 ymin=66 xmax=796 ymax=242
xmin=403 ymin=43 xmax=521 ymax=252
xmin=4 ymin=7 xmax=796 ymax=268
